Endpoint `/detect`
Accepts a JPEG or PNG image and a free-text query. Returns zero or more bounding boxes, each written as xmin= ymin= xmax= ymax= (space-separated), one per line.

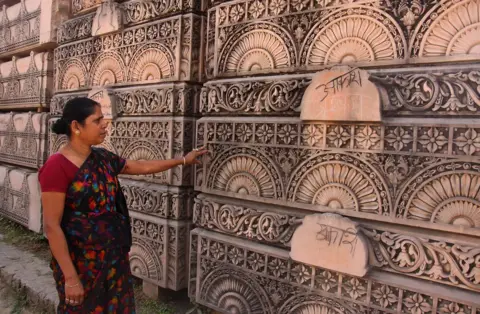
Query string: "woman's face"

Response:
xmin=73 ymin=105 xmax=108 ymax=145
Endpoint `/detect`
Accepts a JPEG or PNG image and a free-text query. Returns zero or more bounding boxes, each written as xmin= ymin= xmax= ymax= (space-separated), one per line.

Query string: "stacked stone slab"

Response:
xmin=51 ymin=0 xmax=204 ymax=294
xmin=0 ymin=0 xmax=62 ymax=233
xmin=189 ymin=0 xmax=480 ymax=313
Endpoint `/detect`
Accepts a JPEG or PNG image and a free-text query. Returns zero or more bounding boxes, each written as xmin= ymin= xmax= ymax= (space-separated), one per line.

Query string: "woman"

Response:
xmin=39 ymin=97 xmax=207 ymax=313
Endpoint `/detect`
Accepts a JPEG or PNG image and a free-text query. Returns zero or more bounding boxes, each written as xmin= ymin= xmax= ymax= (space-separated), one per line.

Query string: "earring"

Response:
xmin=75 ymin=130 xmax=80 ymax=135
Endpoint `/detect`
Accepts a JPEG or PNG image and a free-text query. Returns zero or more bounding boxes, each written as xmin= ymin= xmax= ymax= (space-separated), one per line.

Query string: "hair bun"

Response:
xmin=51 ymin=118 xmax=69 ymax=135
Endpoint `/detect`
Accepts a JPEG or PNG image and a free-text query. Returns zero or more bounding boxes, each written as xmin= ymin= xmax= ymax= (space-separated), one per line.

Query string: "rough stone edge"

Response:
xmin=0 ymin=265 xmax=57 ymax=313
xmin=0 ymin=234 xmax=57 ymax=313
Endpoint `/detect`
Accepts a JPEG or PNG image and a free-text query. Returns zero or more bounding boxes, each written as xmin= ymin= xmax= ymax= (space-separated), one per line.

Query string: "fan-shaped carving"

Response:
xmin=129 ymin=239 xmax=162 ymax=280
xmin=415 ymin=0 xmax=480 ymax=57
xmin=96 ymin=140 xmax=116 ymax=154
xmin=405 ymin=172 xmax=480 ymax=228
xmin=59 ymin=59 xmax=87 ymax=90
xmin=213 ymin=155 xmax=275 ymax=198
xmin=220 ymin=25 xmax=292 ymax=74
xmin=293 ymin=162 xmax=381 ymax=214
xmin=90 ymin=52 xmax=126 ymax=86
xmin=122 ymin=141 xmax=164 ymax=161
xmin=200 ymin=268 xmax=271 ymax=314
xmin=306 ymin=16 xmax=398 ymax=65
xmin=50 ymin=136 xmax=68 ymax=155
xmin=129 ymin=44 xmax=174 ymax=82
xmin=279 ymin=294 xmax=357 ymax=314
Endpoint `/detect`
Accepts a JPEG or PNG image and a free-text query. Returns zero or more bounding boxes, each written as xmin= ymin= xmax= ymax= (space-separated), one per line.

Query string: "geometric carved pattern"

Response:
xmin=0 ymin=112 xmax=48 ymax=169
xmin=191 ymin=230 xmax=480 ymax=313
xmin=55 ymin=14 xmax=203 ymax=90
xmin=0 ymin=0 xmax=42 ymax=56
xmin=0 ymin=52 xmax=53 ymax=110
xmin=0 ymin=166 xmax=41 ymax=233
xmin=197 ymin=119 xmax=480 ymax=159
xmin=129 ymin=213 xmax=190 ymax=290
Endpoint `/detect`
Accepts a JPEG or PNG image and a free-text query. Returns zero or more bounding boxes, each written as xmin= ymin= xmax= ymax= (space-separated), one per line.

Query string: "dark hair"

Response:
xmin=51 ymin=97 xmax=100 ymax=136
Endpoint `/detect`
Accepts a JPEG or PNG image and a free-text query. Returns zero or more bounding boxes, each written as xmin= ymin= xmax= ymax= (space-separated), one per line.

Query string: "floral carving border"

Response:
xmin=120 ymin=178 xmax=194 ymax=220
xmin=51 ymin=83 xmax=201 ymax=116
xmin=200 ymin=65 xmax=480 ymax=116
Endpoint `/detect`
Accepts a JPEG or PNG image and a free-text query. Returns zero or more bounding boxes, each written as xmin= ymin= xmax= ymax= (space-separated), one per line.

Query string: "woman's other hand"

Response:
xmin=65 ymin=277 xmax=84 ymax=307
xmin=184 ymin=146 xmax=209 ymax=165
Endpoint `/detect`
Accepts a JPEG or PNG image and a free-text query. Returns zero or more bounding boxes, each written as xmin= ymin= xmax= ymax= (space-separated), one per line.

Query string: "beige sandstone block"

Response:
xmin=0 ymin=166 xmax=41 ymax=233
xmin=300 ymin=66 xmax=381 ymax=122
xmin=91 ymin=0 xmax=122 ymax=37
xmin=88 ymin=88 xmax=117 ymax=119
xmin=290 ymin=213 xmax=369 ymax=277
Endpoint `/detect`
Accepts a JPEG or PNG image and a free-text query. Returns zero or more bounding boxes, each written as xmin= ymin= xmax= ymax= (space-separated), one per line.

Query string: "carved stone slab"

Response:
xmin=290 ymin=213 xmax=368 ymax=277
xmin=0 ymin=0 xmax=45 ymax=58
xmin=0 ymin=112 xmax=48 ymax=169
xmin=0 ymin=165 xmax=41 ymax=233
xmin=88 ymin=88 xmax=116 ymax=119
xmin=91 ymin=0 xmax=122 ymax=37
xmin=130 ymin=211 xmax=190 ymax=290
xmin=119 ymin=178 xmax=194 ymax=220
xmin=300 ymin=66 xmax=381 ymax=122
xmin=190 ymin=229 xmax=479 ymax=314
xmin=0 ymin=52 xmax=53 ymax=110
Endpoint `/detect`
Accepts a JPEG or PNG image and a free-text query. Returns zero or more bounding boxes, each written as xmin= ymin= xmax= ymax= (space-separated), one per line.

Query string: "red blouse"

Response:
xmin=39 ymin=153 xmax=79 ymax=193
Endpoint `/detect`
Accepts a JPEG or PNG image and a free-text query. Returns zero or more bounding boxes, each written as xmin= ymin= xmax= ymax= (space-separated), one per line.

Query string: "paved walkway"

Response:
xmin=0 ymin=235 xmax=58 ymax=313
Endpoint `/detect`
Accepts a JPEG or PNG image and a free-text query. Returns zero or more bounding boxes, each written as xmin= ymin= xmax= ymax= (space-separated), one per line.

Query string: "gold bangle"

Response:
xmin=65 ymin=282 xmax=80 ymax=288
xmin=183 ymin=157 xmax=186 ymax=166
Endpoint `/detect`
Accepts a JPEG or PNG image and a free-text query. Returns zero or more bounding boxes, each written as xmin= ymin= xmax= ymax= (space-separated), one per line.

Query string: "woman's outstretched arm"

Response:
xmin=121 ymin=146 xmax=208 ymax=175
